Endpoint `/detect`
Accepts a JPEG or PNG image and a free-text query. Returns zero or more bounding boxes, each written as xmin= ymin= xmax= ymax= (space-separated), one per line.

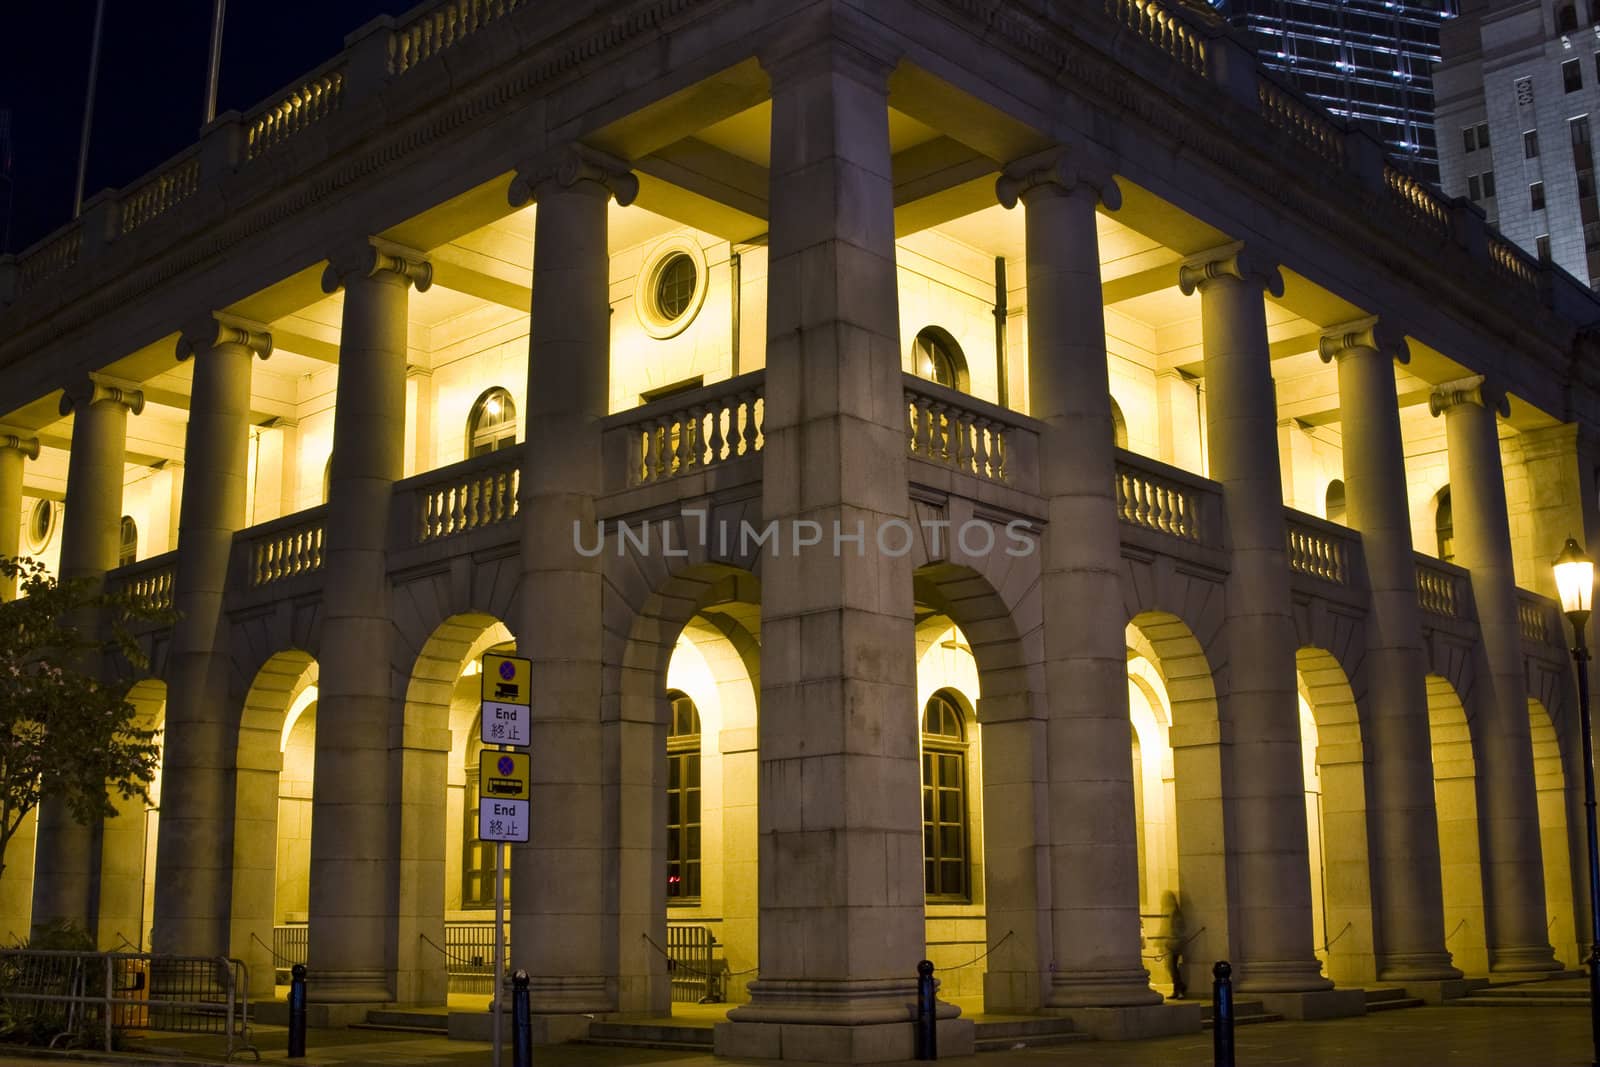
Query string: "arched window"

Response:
xmin=1111 ymin=397 xmax=1129 ymax=450
xmin=1325 ymin=480 xmax=1346 ymax=525
xmin=666 ymin=690 xmax=702 ymax=902
xmin=118 ymin=516 xmax=138 ymax=568
xmin=1435 ymin=487 xmax=1455 ymax=562
xmin=467 ymin=387 xmax=517 ymax=457
xmin=922 ymin=690 xmax=970 ymax=902
xmin=912 ymin=327 xmax=969 ymax=392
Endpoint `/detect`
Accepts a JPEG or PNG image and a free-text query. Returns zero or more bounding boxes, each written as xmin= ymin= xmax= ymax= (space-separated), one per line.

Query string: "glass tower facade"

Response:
xmin=1211 ymin=1 xmax=1458 ymax=181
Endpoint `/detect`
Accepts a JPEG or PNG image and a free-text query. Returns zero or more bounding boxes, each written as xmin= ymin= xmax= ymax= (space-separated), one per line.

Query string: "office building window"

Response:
xmin=1525 ymin=130 xmax=1541 ymax=159
xmin=1538 ymin=234 xmax=1553 ymax=261
xmin=666 ymin=691 xmax=702 ymax=902
xmin=1565 ymin=59 xmax=1583 ymax=93
xmin=1532 ymin=181 xmax=1547 ymax=211
xmin=1468 ymin=174 xmax=1481 ymax=200
xmin=922 ymin=690 xmax=970 ymax=902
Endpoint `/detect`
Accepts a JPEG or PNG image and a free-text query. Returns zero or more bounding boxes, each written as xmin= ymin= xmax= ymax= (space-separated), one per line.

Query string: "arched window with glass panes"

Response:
xmin=666 ymin=690 xmax=702 ymax=902
xmin=461 ymin=735 xmax=498 ymax=908
xmin=1325 ymin=479 xmax=1346 ymax=525
xmin=911 ymin=327 xmax=968 ymax=392
xmin=467 ymin=387 xmax=518 ymax=457
xmin=1435 ymin=486 xmax=1454 ymax=562
xmin=118 ymin=516 xmax=138 ymax=568
xmin=922 ymin=689 xmax=970 ymax=902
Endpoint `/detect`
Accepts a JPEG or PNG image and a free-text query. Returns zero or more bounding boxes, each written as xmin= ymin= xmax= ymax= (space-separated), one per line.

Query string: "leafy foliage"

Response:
xmin=0 ymin=557 xmax=163 ymax=883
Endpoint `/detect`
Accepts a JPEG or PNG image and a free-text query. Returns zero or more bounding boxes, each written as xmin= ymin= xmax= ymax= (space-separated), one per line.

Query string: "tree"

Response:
xmin=0 ymin=556 xmax=162 ymax=883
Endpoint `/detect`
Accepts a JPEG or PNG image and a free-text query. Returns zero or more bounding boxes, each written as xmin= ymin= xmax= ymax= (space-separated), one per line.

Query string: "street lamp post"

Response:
xmin=1554 ymin=535 xmax=1600 ymax=1067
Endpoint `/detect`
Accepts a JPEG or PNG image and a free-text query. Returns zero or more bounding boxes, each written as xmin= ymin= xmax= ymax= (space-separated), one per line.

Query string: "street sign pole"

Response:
xmin=493 ymin=836 xmax=504 ymax=1067
xmin=478 ymin=652 xmax=531 ymax=1067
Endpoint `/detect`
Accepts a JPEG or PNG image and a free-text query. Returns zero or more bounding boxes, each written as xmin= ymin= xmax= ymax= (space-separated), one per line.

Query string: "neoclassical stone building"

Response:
xmin=1 ymin=0 xmax=1598 ymax=1060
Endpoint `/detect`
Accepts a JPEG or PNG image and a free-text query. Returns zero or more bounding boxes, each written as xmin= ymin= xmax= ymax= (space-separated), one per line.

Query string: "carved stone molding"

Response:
xmin=507 ymin=144 xmax=638 ymax=209
xmin=1429 ymin=374 xmax=1511 ymax=419
xmin=1317 ymin=316 xmax=1410 ymax=366
xmin=1177 ymin=243 xmax=1284 ymax=298
xmin=996 ymin=145 xmax=1122 ymax=211
xmin=176 ymin=313 xmax=273 ymax=362
xmin=320 ymin=240 xmax=432 ymax=295
xmin=59 ymin=375 xmax=145 ymax=418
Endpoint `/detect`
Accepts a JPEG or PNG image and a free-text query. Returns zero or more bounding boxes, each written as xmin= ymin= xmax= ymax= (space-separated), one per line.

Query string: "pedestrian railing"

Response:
xmin=0 ymin=949 xmax=257 ymax=1060
xmin=666 ymin=923 xmax=715 ymax=1004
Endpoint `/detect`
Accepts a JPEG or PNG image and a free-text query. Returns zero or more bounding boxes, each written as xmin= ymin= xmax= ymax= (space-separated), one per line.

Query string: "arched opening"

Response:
xmin=1111 ymin=396 xmax=1130 ymax=450
xmin=1427 ymin=674 xmax=1487 ymax=974
xmin=1324 ymin=480 xmax=1346 ymax=525
xmin=1530 ymin=699 xmax=1578 ymax=966
xmin=118 ymin=516 xmax=138 ymax=568
xmin=231 ymin=650 xmax=317 ymax=999
xmin=466 ymin=387 xmax=518 ymax=457
xmin=1434 ymin=487 xmax=1455 ymax=562
xmin=665 ymin=690 xmax=703 ymax=904
xmin=1296 ymin=648 xmax=1376 ymax=984
xmin=1128 ymin=656 xmax=1177 ymax=919
xmin=912 ymin=326 xmax=969 ymax=391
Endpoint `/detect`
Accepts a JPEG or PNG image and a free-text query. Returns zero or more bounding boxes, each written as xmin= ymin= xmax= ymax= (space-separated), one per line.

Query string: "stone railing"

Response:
xmin=110 ymin=552 xmax=178 ymax=613
xmin=17 ymin=226 xmax=82 ymax=292
xmin=391 ymin=0 xmax=528 ymax=74
xmin=1286 ymin=512 xmax=1352 ymax=585
xmin=1517 ymin=590 xmax=1556 ymax=645
xmin=1489 ymin=235 xmax=1540 ymax=295
xmin=1384 ymin=166 xmax=1454 ymax=243
xmin=905 ymin=378 xmax=1033 ymax=486
xmin=1113 ymin=450 xmax=1220 ymax=547
xmin=405 ymin=450 xmax=521 ymax=543
xmin=1416 ymin=555 xmax=1465 ymax=620
xmin=119 ymin=155 xmax=202 ymax=236
xmin=244 ymin=68 xmax=346 ymax=162
xmin=1258 ymin=77 xmax=1345 ymax=166
xmin=1105 ymin=0 xmax=1207 ymax=76
xmin=239 ymin=508 xmax=326 ymax=587
xmin=605 ymin=370 xmax=765 ymax=490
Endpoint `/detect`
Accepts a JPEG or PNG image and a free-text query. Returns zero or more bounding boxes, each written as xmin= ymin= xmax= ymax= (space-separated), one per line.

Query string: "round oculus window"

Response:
xmin=26 ymin=499 xmax=55 ymax=552
xmin=635 ymin=239 xmax=709 ymax=340
xmin=655 ymin=253 xmax=697 ymax=321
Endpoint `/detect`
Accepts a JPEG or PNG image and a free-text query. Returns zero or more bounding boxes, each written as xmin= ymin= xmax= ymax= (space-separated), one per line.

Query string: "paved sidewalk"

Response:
xmin=0 ymin=1003 xmax=1592 ymax=1066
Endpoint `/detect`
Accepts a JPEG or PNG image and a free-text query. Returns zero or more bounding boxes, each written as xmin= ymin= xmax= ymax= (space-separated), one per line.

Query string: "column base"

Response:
xmin=1489 ymin=944 xmax=1562 ymax=974
xmin=728 ymin=978 xmax=948 ymax=1025
xmin=526 ymin=975 xmax=613 ymax=1014
xmin=1044 ymin=1002 xmax=1203 ymax=1040
xmin=714 ymin=1020 xmax=974 ymax=1063
xmin=303 ymin=970 xmax=391 ymax=1004
xmin=1045 ymin=967 xmax=1164 ymax=1008
xmin=1257 ymin=987 xmax=1366 ymax=1020
xmin=1378 ymin=951 xmax=1463 ymax=982
xmin=1400 ymin=978 xmax=1485 ymax=1004
xmin=1232 ymin=959 xmax=1334 ymax=994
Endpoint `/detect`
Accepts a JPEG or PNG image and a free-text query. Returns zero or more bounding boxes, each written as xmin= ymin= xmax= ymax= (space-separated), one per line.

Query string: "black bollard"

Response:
xmin=512 ymin=969 xmax=532 ymax=1067
xmin=287 ymin=963 xmax=307 ymax=1059
xmin=1212 ymin=961 xmax=1234 ymax=1067
xmin=915 ymin=959 xmax=937 ymax=1061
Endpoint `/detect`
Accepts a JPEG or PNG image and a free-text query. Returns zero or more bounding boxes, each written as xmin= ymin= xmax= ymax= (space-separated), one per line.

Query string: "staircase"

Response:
xmin=578 ymin=1020 xmax=716 ymax=1052
xmin=972 ymin=1017 xmax=1088 ymax=1053
xmin=352 ymin=1009 xmax=450 ymax=1035
xmin=1364 ymin=987 xmax=1425 ymax=1013
xmin=1201 ymin=999 xmax=1283 ymax=1028
xmin=1450 ymin=978 xmax=1590 ymax=1009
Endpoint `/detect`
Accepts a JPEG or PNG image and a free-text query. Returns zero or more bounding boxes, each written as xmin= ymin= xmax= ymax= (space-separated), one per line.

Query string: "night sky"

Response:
xmin=0 ymin=1 xmax=421 ymax=256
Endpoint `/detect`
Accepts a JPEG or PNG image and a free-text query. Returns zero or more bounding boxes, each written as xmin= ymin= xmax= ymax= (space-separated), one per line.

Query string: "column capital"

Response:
xmin=58 ymin=375 xmax=144 ymax=418
xmin=176 ymin=313 xmax=273 ymax=362
xmin=320 ymin=239 xmax=432 ymax=295
xmin=507 ymin=144 xmax=638 ymax=209
xmin=1428 ymin=374 xmax=1511 ymax=419
xmin=1177 ymin=243 xmax=1284 ymax=298
xmin=1317 ymin=316 xmax=1409 ymax=365
xmin=995 ymin=145 xmax=1121 ymax=211
xmin=0 ymin=433 xmax=40 ymax=461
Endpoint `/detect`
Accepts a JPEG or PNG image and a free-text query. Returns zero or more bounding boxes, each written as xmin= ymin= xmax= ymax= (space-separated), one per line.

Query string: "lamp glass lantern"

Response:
xmin=1556 ymin=536 xmax=1596 ymax=624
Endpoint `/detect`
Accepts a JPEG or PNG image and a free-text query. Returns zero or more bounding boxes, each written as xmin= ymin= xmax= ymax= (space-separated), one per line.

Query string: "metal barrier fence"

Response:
xmin=0 ymin=949 xmax=256 ymax=1060
xmin=276 ymin=922 xmax=507 ymax=994
xmin=272 ymin=924 xmax=308 ymax=983
xmin=666 ymin=924 xmax=715 ymax=1003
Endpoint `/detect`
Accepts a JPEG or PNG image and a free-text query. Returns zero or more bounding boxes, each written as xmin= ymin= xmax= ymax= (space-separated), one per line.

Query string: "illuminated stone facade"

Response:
xmin=0 ymin=0 xmax=1596 ymax=1061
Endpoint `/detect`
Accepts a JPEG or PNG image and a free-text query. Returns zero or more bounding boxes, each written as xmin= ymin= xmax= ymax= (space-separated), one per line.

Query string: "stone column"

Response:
xmin=1318 ymin=320 xmax=1460 ymax=982
xmin=307 ymin=243 xmax=430 ymax=1005
xmin=31 ymin=378 xmax=142 ymax=935
xmin=152 ymin=316 xmax=271 ymax=961
xmin=720 ymin=33 xmax=952 ymax=1064
xmin=996 ymin=149 xmax=1159 ymax=1010
xmin=0 ymin=433 xmax=40 ymax=598
xmin=1178 ymin=248 xmax=1330 ymax=996
xmin=1429 ymin=377 xmax=1560 ymax=973
xmin=507 ymin=147 xmax=635 ymax=1017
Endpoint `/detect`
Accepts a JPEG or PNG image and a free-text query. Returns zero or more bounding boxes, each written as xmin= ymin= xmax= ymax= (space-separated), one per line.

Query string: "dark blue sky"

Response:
xmin=0 ymin=1 xmax=419 ymax=255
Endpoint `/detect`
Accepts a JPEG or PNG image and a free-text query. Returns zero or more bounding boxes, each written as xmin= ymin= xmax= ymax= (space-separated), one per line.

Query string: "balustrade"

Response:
xmin=904 ymin=381 xmax=1021 ymax=485
xmin=119 ymin=157 xmax=201 ymax=236
xmin=609 ymin=371 xmax=765 ymax=489
xmin=17 ymin=227 xmax=82 ymax=292
xmin=1384 ymin=167 xmax=1454 ymax=243
xmin=1286 ymin=514 xmax=1351 ymax=585
xmin=391 ymin=0 xmax=527 ymax=74
xmin=1489 ymin=236 xmax=1539 ymax=294
xmin=1104 ymin=0 xmax=1206 ymax=76
xmin=410 ymin=452 xmax=521 ymax=543
xmin=1416 ymin=556 xmax=1464 ymax=619
xmin=241 ymin=510 xmax=326 ymax=587
xmin=1113 ymin=451 xmax=1218 ymax=546
xmin=1258 ymin=77 xmax=1345 ymax=166
xmin=110 ymin=553 xmax=177 ymax=613
xmin=1517 ymin=592 xmax=1554 ymax=645
xmin=245 ymin=69 xmax=345 ymax=162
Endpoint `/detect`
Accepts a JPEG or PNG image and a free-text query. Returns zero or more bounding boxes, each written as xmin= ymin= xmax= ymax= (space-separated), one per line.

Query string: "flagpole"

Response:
xmin=71 ymin=0 xmax=106 ymax=219
xmin=203 ymin=0 xmax=227 ymax=125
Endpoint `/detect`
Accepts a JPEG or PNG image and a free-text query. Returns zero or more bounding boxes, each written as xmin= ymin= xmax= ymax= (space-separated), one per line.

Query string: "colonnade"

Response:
xmin=0 ymin=26 xmax=1585 ymax=1056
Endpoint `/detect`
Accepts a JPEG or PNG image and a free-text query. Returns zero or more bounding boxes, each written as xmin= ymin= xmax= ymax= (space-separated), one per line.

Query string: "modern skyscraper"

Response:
xmin=1436 ymin=0 xmax=1600 ymax=287
xmin=1213 ymin=0 xmax=1458 ymax=180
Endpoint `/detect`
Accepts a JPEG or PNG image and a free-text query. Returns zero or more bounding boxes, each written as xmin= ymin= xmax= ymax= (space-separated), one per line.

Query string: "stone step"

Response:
xmin=580 ymin=1021 xmax=716 ymax=1051
xmin=972 ymin=1016 xmax=1087 ymax=1052
xmin=353 ymin=1008 xmax=450 ymax=1035
xmin=1452 ymin=994 xmax=1590 ymax=1008
xmin=1363 ymin=987 xmax=1426 ymax=1012
xmin=1467 ymin=986 xmax=1589 ymax=999
xmin=975 ymin=1032 xmax=1092 ymax=1053
xmin=1201 ymin=1000 xmax=1284 ymax=1028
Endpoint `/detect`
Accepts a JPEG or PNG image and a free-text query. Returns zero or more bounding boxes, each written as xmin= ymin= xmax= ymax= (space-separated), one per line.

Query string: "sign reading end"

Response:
xmin=479 ymin=798 xmax=529 ymax=843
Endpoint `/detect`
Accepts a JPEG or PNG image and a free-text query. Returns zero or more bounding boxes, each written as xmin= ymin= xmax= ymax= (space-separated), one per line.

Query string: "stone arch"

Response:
xmin=231 ymin=650 xmax=317 ymax=998
xmin=1427 ymin=673 xmax=1487 ymax=975
xmin=1296 ymin=647 xmax=1376 ymax=985
xmin=1127 ymin=610 xmax=1226 ymax=998
xmin=98 ymin=679 xmax=166 ymax=951
xmin=398 ymin=612 xmax=516 ymax=1006
xmin=1529 ymin=698 xmax=1578 ymax=967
